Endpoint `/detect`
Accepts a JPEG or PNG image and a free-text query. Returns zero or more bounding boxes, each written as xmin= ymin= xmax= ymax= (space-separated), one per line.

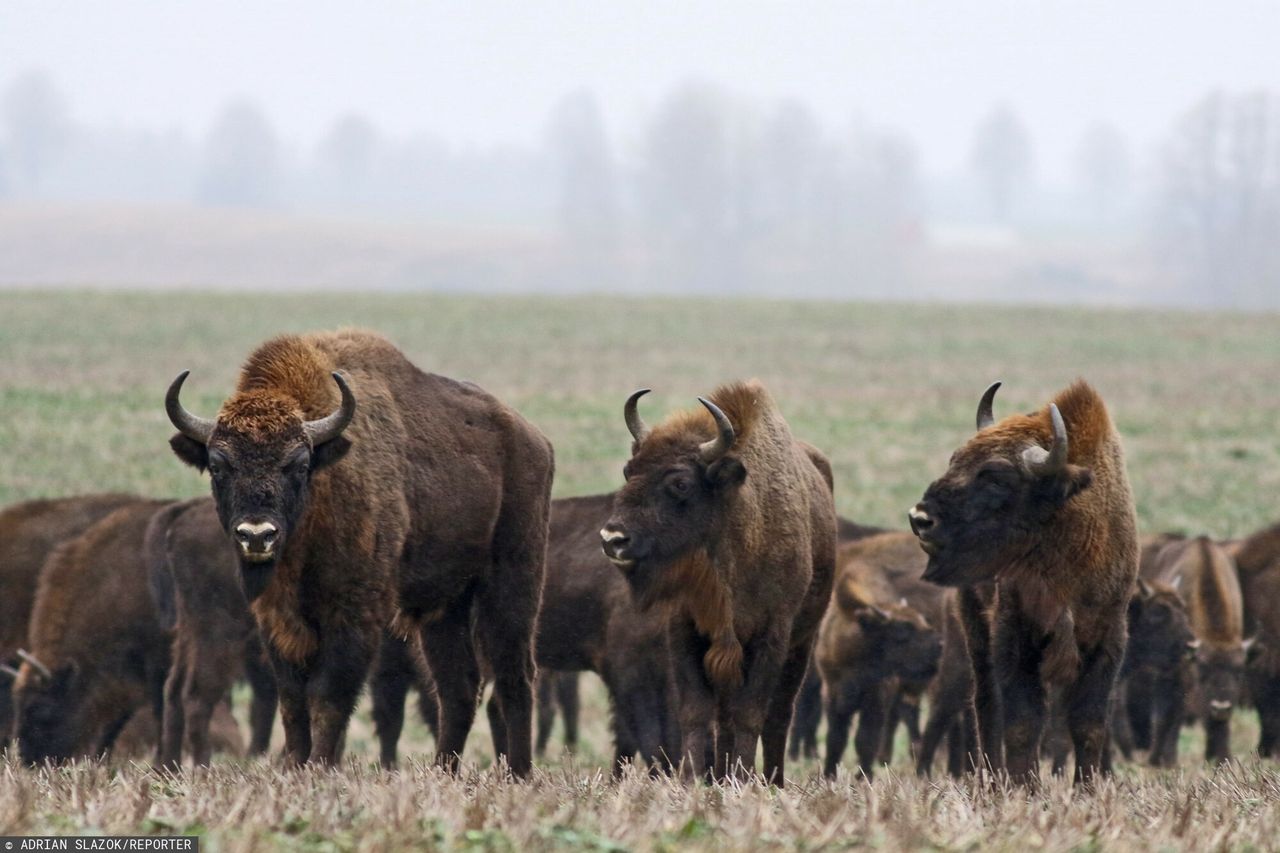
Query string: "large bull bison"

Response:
xmin=0 ymin=493 xmax=139 ymax=745
xmin=814 ymin=555 xmax=941 ymax=779
xmin=538 ymin=493 xmax=679 ymax=773
xmin=599 ymin=381 xmax=836 ymax=785
xmin=165 ymin=330 xmax=554 ymax=773
xmin=1228 ymin=522 xmax=1280 ymax=756
xmin=14 ymin=499 xmax=172 ymax=763
xmin=909 ymin=380 xmax=1139 ymax=785
xmin=145 ymin=497 xmax=279 ymax=768
xmin=1142 ymin=536 xmax=1247 ymax=762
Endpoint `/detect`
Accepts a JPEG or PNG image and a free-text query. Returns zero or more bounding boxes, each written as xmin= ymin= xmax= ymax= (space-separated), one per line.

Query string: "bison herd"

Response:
xmin=3 ymin=329 xmax=1278 ymax=789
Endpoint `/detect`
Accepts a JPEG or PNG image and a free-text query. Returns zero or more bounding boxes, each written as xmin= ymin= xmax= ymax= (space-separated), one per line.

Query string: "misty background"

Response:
xmin=1 ymin=1 xmax=1278 ymax=306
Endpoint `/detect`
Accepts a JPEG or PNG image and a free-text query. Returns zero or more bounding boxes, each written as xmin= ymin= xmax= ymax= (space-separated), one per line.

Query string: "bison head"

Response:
xmin=1126 ymin=578 xmax=1196 ymax=675
xmin=1195 ymin=640 xmax=1250 ymax=722
xmin=13 ymin=650 xmax=81 ymax=764
xmin=833 ymin=581 xmax=942 ymax=685
xmin=909 ymin=382 xmax=1095 ymax=587
xmin=600 ymin=389 xmax=746 ymax=605
xmin=165 ymin=370 xmax=355 ymax=596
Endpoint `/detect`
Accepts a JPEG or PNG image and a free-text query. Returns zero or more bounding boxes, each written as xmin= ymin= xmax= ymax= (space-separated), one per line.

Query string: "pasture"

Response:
xmin=2 ymin=290 xmax=1279 ymax=850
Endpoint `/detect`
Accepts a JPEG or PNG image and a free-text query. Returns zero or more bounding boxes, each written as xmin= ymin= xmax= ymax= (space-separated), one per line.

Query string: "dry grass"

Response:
xmin=2 ymin=290 xmax=1280 ymax=849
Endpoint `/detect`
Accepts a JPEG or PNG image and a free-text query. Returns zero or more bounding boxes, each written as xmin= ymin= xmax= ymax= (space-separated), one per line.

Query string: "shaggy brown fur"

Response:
xmin=602 ymin=380 xmax=836 ymax=786
xmin=145 ymin=498 xmax=278 ymax=768
xmin=167 ymin=330 xmax=553 ymax=774
xmin=814 ymin=546 xmax=941 ymax=780
xmin=1144 ymin=536 xmax=1246 ymax=762
xmin=911 ymin=381 xmax=1139 ymax=785
xmin=1227 ymin=521 xmax=1280 ymax=755
xmin=13 ymin=500 xmax=172 ymax=763
xmin=0 ymin=494 xmax=139 ymax=745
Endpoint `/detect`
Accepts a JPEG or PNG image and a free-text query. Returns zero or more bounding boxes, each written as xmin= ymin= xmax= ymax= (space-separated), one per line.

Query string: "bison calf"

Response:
xmin=600 ymin=382 xmax=836 ymax=785
xmin=910 ymin=381 xmax=1139 ymax=785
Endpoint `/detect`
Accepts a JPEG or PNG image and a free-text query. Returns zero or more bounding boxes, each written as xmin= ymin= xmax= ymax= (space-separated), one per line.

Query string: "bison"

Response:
xmin=165 ymin=330 xmax=554 ymax=773
xmin=599 ymin=381 xmax=836 ymax=785
xmin=909 ymin=380 xmax=1139 ymax=785
xmin=535 ymin=671 xmax=581 ymax=757
xmin=1142 ymin=536 xmax=1247 ymax=763
xmin=14 ymin=499 xmax=172 ymax=763
xmin=1114 ymin=578 xmax=1196 ymax=766
xmin=814 ymin=559 xmax=941 ymax=779
xmin=145 ymin=497 xmax=279 ymax=768
xmin=0 ymin=493 xmax=139 ymax=745
xmin=1227 ymin=521 xmax=1280 ymax=756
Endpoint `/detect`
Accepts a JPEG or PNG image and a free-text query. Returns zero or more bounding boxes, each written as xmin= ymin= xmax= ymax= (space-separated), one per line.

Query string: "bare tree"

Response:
xmin=546 ymin=90 xmax=617 ymax=249
xmin=1074 ymin=121 xmax=1131 ymax=220
xmin=1 ymin=70 xmax=70 ymax=193
xmin=970 ymin=105 xmax=1033 ymax=222
xmin=317 ymin=113 xmax=379 ymax=204
xmin=199 ymin=99 xmax=279 ymax=207
xmin=1158 ymin=90 xmax=1280 ymax=307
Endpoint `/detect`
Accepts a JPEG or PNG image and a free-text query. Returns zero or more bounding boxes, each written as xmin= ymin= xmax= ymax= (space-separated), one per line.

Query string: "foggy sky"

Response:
xmin=4 ymin=0 xmax=1279 ymax=182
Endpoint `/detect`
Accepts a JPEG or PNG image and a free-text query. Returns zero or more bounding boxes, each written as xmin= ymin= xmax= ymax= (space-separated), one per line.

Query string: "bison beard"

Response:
xmin=910 ymin=380 xmax=1138 ymax=786
xmin=601 ymin=381 xmax=836 ymax=786
xmin=165 ymin=330 xmax=553 ymax=774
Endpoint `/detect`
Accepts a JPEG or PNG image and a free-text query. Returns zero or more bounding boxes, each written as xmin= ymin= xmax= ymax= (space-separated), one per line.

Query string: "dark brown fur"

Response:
xmin=167 ymin=330 xmax=553 ymax=774
xmin=603 ymin=380 xmax=836 ymax=786
xmin=145 ymin=498 xmax=278 ymax=768
xmin=814 ymin=542 xmax=941 ymax=779
xmin=911 ymin=381 xmax=1139 ymax=785
xmin=14 ymin=500 xmax=172 ymax=763
xmin=1144 ymin=536 xmax=1245 ymax=762
xmin=0 ymin=493 xmax=139 ymax=745
xmin=534 ymin=494 xmax=679 ymax=773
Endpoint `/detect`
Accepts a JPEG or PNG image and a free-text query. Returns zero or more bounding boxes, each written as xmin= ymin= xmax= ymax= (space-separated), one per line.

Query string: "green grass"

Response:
xmin=3 ymin=290 xmax=1280 ymax=850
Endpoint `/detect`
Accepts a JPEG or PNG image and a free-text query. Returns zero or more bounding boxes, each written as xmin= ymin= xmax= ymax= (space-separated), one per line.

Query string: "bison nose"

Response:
xmin=234 ymin=520 xmax=278 ymax=560
xmin=600 ymin=524 xmax=633 ymax=564
xmin=908 ymin=504 xmax=935 ymax=537
xmin=1210 ymin=699 xmax=1233 ymax=713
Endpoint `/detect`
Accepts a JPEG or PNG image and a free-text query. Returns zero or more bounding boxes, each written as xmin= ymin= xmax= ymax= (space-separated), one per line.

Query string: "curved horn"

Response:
xmin=0 ymin=664 xmax=19 ymax=680
xmin=697 ymin=397 xmax=736 ymax=463
xmin=976 ymin=381 xmax=1001 ymax=431
xmin=1022 ymin=403 xmax=1068 ymax=476
xmin=17 ymin=649 xmax=51 ymax=681
xmin=165 ymin=370 xmax=215 ymax=445
xmin=623 ymin=388 xmax=651 ymax=444
xmin=303 ymin=372 xmax=356 ymax=446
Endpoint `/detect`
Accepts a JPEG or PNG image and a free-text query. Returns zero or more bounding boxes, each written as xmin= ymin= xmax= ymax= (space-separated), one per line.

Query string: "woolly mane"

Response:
xmin=219 ymin=334 xmax=341 ymax=432
xmin=971 ymin=379 xmax=1114 ymax=465
xmin=646 ymin=380 xmax=766 ymax=451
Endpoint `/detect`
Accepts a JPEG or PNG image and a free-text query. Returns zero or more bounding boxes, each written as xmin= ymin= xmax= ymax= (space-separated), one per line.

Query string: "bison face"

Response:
xmin=857 ymin=606 xmax=942 ymax=684
xmin=910 ymin=383 xmax=1093 ymax=587
xmin=1196 ymin=644 xmax=1248 ymax=721
xmin=165 ymin=371 xmax=354 ymax=595
xmin=601 ymin=391 xmax=745 ymax=605
xmin=14 ymin=662 xmax=80 ymax=764
xmin=1126 ymin=580 xmax=1196 ymax=674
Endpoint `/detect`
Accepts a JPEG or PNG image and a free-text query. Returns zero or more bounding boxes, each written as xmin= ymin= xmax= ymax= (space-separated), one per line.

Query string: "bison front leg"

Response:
xmin=789 ymin=664 xmax=822 ymax=761
xmin=159 ymin=649 xmax=188 ymax=770
xmin=370 ymin=634 xmax=414 ymax=769
xmin=854 ymin=682 xmax=895 ymax=780
xmin=306 ymin=627 xmax=375 ymax=767
xmin=243 ymin=642 xmax=278 ymax=757
xmin=822 ymin=680 xmax=858 ymax=779
xmin=959 ymin=586 xmax=1003 ymax=774
xmin=1065 ymin=641 xmax=1123 ymax=786
xmin=269 ymin=650 xmax=312 ymax=767
xmin=994 ymin=612 xmax=1046 ymax=785
xmin=670 ymin=619 xmax=715 ymax=781
xmin=759 ymin=641 xmax=812 ymax=787
xmin=728 ymin=631 xmax=790 ymax=782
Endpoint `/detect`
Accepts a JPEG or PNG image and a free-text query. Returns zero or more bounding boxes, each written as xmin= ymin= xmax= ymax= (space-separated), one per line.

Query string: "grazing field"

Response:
xmin=2 ymin=290 xmax=1280 ymax=850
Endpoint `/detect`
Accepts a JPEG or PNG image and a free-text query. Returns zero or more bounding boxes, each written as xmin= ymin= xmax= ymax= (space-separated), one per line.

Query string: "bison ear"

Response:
xmin=311 ymin=436 xmax=352 ymax=472
xmin=1046 ymin=464 xmax=1093 ymax=505
xmin=169 ymin=434 xmax=209 ymax=472
xmin=706 ymin=455 xmax=746 ymax=492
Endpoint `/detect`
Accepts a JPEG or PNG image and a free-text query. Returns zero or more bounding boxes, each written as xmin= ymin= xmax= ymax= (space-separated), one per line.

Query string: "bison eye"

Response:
xmin=666 ymin=476 xmax=692 ymax=499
